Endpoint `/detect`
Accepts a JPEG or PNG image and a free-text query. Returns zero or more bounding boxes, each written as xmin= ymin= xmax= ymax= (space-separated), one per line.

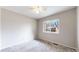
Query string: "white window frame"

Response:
xmin=43 ymin=19 xmax=60 ymax=34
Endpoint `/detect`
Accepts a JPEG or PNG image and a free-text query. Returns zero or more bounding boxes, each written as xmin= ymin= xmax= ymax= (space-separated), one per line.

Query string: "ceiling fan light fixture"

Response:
xmin=31 ymin=6 xmax=45 ymax=14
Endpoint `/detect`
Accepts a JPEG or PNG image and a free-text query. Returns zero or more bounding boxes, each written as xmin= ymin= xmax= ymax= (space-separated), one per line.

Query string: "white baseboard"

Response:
xmin=37 ymin=38 xmax=77 ymax=51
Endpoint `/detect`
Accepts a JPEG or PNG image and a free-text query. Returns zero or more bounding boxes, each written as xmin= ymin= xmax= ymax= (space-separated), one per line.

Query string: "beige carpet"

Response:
xmin=1 ymin=39 xmax=76 ymax=52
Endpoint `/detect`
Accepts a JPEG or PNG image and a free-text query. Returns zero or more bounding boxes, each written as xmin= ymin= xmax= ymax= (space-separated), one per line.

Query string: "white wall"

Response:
xmin=77 ymin=7 xmax=79 ymax=50
xmin=0 ymin=7 xmax=1 ymax=49
xmin=38 ymin=8 xmax=77 ymax=49
xmin=1 ymin=8 xmax=37 ymax=49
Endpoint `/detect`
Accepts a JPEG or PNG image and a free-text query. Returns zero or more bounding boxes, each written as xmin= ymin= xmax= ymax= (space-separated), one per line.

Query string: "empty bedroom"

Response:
xmin=0 ymin=6 xmax=79 ymax=52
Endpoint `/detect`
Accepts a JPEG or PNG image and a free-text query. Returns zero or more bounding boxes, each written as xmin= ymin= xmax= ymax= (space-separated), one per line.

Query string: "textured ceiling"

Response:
xmin=2 ymin=6 xmax=75 ymax=19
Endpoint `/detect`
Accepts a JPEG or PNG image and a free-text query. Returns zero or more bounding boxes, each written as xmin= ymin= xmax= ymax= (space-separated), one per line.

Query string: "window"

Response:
xmin=43 ymin=19 xmax=60 ymax=34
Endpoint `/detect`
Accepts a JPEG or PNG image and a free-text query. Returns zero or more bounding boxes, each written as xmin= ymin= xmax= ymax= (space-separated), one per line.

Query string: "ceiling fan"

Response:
xmin=30 ymin=6 xmax=46 ymax=14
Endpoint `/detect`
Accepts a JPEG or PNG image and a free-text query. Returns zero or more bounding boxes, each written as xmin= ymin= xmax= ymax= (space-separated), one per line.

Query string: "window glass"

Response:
xmin=43 ymin=19 xmax=60 ymax=34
